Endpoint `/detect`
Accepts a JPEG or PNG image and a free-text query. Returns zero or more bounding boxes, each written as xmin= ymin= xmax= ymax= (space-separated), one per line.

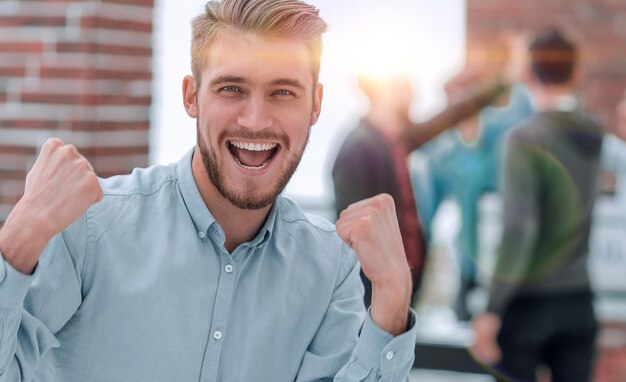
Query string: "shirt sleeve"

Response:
xmin=296 ymin=245 xmax=417 ymax=382
xmin=0 ymin=216 xmax=86 ymax=381
xmin=334 ymin=310 xmax=417 ymax=381
xmin=486 ymin=131 xmax=540 ymax=316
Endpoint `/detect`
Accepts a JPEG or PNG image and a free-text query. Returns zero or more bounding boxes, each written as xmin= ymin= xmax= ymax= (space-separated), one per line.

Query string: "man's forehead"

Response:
xmin=203 ymin=29 xmax=314 ymax=84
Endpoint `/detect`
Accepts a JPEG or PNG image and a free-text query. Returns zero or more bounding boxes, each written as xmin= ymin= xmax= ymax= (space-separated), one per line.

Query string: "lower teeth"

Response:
xmin=234 ymin=156 xmax=269 ymax=170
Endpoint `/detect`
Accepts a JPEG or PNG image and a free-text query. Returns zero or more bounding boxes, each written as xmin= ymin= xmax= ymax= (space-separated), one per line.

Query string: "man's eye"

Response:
xmin=222 ymin=86 xmax=241 ymax=93
xmin=275 ymin=89 xmax=293 ymax=96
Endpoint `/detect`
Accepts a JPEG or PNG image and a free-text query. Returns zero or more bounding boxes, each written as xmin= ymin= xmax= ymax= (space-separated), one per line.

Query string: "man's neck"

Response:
xmin=191 ymin=147 xmax=271 ymax=253
xmin=531 ymin=84 xmax=577 ymax=112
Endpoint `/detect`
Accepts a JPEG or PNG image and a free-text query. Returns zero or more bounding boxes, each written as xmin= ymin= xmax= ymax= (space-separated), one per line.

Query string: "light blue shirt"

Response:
xmin=0 ymin=149 xmax=417 ymax=381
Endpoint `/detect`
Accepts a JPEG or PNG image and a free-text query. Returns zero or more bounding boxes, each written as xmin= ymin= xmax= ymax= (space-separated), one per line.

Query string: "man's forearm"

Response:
xmin=403 ymin=80 xmax=509 ymax=152
xmin=0 ymin=202 xmax=51 ymax=275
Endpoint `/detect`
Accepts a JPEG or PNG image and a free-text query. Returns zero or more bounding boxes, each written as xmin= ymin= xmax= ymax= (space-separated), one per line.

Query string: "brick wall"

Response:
xmin=467 ymin=0 xmax=626 ymax=129
xmin=0 ymin=0 xmax=154 ymax=222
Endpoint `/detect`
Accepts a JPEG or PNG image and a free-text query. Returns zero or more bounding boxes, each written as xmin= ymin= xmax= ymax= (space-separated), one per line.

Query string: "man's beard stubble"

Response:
xmin=197 ymin=121 xmax=310 ymax=210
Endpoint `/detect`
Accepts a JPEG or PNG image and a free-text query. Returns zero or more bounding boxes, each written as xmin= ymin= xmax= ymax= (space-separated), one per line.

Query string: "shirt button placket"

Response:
xmin=199 ymin=250 xmax=237 ymax=382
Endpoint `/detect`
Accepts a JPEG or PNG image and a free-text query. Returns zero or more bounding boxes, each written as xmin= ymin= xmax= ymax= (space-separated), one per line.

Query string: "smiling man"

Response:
xmin=0 ymin=0 xmax=417 ymax=381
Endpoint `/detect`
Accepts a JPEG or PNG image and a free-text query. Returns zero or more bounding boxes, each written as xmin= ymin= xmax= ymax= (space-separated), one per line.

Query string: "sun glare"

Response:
xmin=351 ymin=32 xmax=416 ymax=82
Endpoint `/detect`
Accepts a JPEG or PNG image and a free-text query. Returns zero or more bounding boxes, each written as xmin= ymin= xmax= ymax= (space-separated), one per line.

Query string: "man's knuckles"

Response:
xmin=41 ymin=137 xmax=65 ymax=153
xmin=372 ymin=193 xmax=395 ymax=209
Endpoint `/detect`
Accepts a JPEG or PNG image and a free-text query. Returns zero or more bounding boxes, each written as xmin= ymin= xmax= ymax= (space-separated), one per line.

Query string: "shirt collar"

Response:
xmin=176 ymin=148 xmax=217 ymax=241
xmin=554 ymin=95 xmax=578 ymax=112
xmin=249 ymin=197 xmax=279 ymax=247
xmin=176 ymin=148 xmax=277 ymax=248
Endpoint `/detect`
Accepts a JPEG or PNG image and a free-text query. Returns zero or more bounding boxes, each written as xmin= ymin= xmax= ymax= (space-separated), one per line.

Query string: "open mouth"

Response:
xmin=228 ymin=140 xmax=281 ymax=170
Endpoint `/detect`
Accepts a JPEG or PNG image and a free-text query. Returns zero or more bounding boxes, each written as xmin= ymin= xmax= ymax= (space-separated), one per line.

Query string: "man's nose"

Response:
xmin=237 ymin=95 xmax=273 ymax=131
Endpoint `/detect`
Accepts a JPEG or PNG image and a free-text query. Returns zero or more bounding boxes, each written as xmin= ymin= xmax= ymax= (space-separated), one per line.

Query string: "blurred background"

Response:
xmin=1 ymin=0 xmax=626 ymax=380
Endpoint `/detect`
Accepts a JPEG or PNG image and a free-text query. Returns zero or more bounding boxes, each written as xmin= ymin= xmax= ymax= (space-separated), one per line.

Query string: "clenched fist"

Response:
xmin=336 ymin=194 xmax=412 ymax=335
xmin=0 ymin=138 xmax=103 ymax=274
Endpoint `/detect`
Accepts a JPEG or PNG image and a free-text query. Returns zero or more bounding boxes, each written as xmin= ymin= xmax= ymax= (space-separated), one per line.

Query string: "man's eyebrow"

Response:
xmin=209 ymin=76 xmax=248 ymax=86
xmin=268 ymin=79 xmax=306 ymax=90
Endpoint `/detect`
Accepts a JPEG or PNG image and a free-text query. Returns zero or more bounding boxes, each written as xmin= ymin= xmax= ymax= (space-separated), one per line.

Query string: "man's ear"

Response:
xmin=310 ymin=83 xmax=324 ymax=126
xmin=183 ymin=75 xmax=199 ymax=118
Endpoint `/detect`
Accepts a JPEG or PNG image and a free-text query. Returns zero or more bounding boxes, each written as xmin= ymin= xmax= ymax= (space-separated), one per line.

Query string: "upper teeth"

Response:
xmin=230 ymin=141 xmax=277 ymax=151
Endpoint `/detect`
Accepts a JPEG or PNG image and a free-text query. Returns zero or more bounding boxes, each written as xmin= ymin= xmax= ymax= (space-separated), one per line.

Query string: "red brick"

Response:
xmin=585 ymin=44 xmax=626 ymax=58
xmin=0 ymin=16 xmax=66 ymax=27
xmin=0 ymin=146 xmax=37 ymax=155
xmin=81 ymin=16 xmax=152 ymax=33
xmin=0 ymin=120 xmax=60 ymax=130
xmin=97 ymin=95 xmax=151 ymax=106
xmin=69 ymin=121 xmax=150 ymax=132
xmin=0 ymin=42 xmax=43 ymax=54
xmin=56 ymin=42 xmax=151 ymax=57
xmin=17 ymin=0 xmax=82 ymax=2
xmin=96 ymin=69 xmax=152 ymax=81
xmin=39 ymin=66 xmax=93 ymax=80
xmin=19 ymin=92 xmax=151 ymax=106
xmin=20 ymin=92 xmax=89 ymax=105
xmin=101 ymin=0 xmax=154 ymax=7
xmin=40 ymin=66 xmax=151 ymax=81
xmin=0 ymin=195 xmax=23 ymax=205
xmin=81 ymin=146 xmax=149 ymax=157
xmin=578 ymin=21 xmax=619 ymax=40
xmin=55 ymin=42 xmax=96 ymax=54
xmin=96 ymin=44 xmax=152 ymax=57
xmin=0 ymin=67 xmax=26 ymax=78
xmin=0 ymin=170 xmax=28 ymax=181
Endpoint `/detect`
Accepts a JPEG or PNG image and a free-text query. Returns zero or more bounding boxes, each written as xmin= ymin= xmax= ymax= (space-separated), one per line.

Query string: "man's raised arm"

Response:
xmin=0 ymin=138 xmax=102 ymax=380
xmin=0 ymin=138 xmax=102 ymax=275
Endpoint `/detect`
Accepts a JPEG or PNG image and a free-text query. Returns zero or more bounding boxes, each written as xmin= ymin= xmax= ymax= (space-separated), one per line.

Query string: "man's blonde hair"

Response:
xmin=191 ymin=0 xmax=327 ymax=85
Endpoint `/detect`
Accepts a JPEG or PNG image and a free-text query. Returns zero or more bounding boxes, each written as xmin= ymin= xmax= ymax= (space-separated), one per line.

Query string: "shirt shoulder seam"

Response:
xmin=102 ymin=176 xmax=179 ymax=198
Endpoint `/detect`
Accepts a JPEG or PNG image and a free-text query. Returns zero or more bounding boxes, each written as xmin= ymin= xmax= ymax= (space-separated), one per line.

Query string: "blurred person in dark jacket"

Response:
xmin=472 ymin=28 xmax=618 ymax=382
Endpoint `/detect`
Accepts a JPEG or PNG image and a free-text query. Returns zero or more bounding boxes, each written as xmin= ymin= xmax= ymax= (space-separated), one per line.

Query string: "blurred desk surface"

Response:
xmin=413 ymin=321 xmax=490 ymax=375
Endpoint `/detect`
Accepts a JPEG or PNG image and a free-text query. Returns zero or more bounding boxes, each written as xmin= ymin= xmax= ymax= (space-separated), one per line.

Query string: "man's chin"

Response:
xmin=217 ymin=179 xmax=280 ymax=210
xmin=222 ymin=190 xmax=278 ymax=211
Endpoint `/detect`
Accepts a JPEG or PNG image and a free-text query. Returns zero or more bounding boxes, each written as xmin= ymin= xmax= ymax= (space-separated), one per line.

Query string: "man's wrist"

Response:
xmin=0 ymin=202 xmax=50 ymax=275
xmin=370 ymin=276 xmax=412 ymax=336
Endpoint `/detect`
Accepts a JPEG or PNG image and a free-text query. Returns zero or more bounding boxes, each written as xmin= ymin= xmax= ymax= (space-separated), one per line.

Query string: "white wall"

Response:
xmin=151 ymin=0 xmax=466 ymax=209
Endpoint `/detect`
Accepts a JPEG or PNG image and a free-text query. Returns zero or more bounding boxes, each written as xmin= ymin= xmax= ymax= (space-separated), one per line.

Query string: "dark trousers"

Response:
xmin=495 ymin=291 xmax=598 ymax=382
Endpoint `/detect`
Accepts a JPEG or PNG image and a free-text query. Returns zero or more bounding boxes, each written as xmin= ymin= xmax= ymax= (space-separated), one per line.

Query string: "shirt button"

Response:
xmin=213 ymin=331 xmax=223 ymax=340
xmin=385 ymin=351 xmax=394 ymax=360
xmin=225 ymin=264 xmax=234 ymax=273
xmin=198 ymin=231 xmax=206 ymax=240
